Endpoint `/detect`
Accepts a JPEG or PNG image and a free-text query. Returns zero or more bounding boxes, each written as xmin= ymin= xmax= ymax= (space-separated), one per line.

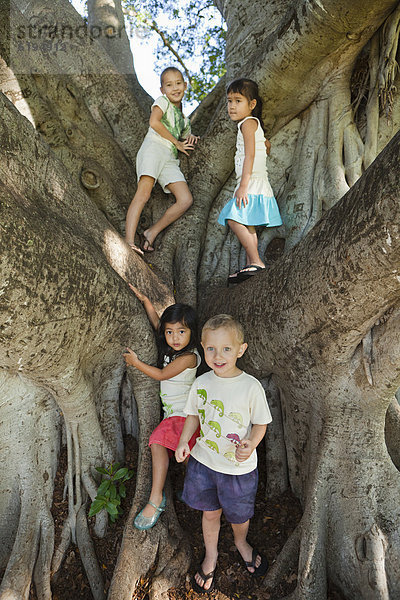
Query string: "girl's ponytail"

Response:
xmin=251 ymin=90 xmax=265 ymax=133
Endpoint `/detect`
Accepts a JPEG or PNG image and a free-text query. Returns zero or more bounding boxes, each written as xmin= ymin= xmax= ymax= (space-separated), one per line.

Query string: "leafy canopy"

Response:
xmin=124 ymin=0 xmax=226 ymax=102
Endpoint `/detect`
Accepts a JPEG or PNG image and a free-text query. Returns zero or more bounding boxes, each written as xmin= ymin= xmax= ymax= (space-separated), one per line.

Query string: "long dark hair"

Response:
xmin=227 ymin=78 xmax=265 ymax=132
xmin=156 ymin=303 xmax=199 ymax=367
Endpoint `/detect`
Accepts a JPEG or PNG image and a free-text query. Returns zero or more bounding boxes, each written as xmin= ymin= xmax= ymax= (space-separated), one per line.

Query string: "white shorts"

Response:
xmin=136 ymin=138 xmax=186 ymax=194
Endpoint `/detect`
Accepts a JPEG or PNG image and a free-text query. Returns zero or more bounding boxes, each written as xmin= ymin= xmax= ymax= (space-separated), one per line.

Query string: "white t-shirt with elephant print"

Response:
xmin=184 ymin=370 xmax=272 ymax=475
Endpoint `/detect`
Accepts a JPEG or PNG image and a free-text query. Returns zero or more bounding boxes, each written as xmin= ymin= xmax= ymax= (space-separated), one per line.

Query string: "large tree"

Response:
xmin=0 ymin=0 xmax=399 ymax=599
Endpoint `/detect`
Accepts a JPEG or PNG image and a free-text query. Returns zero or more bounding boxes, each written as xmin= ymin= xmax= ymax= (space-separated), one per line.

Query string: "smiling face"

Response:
xmin=160 ymin=69 xmax=187 ymax=107
xmin=201 ymin=326 xmax=247 ymax=378
xmin=164 ymin=321 xmax=191 ymax=352
xmin=227 ymin=91 xmax=256 ymax=122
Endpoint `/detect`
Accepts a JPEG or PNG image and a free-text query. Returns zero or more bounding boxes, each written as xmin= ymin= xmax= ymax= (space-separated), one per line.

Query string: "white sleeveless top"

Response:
xmin=234 ymin=116 xmax=274 ymax=197
xmin=160 ymin=349 xmax=201 ymax=419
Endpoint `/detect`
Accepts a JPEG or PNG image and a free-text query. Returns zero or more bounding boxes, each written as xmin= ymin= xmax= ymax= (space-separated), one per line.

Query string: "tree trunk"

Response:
xmin=203 ymin=131 xmax=400 ymax=599
xmin=0 ymin=0 xmax=399 ymax=598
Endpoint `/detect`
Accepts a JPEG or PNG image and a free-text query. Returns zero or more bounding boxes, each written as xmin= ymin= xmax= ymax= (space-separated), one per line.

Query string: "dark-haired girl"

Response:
xmin=123 ymin=284 xmax=201 ymax=530
xmin=218 ymin=78 xmax=282 ymax=283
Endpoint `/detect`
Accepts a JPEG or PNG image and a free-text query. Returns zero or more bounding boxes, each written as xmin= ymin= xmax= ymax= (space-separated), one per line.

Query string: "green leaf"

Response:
xmin=119 ymin=483 xmax=126 ymax=498
xmin=95 ymin=467 xmax=108 ymax=475
xmin=89 ymin=498 xmax=106 ymax=516
xmin=106 ymin=502 xmax=119 ymax=516
xmin=96 ymin=495 xmax=109 ymax=502
xmin=109 ymin=462 xmax=121 ymax=475
xmin=113 ymin=467 xmax=128 ymax=480
xmin=97 ymin=479 xmax=111 ymax=496
xmin=121 ymin=469 xmax=134 ymax=483
xmin=109 ymin=495 xmax=121 ymax=506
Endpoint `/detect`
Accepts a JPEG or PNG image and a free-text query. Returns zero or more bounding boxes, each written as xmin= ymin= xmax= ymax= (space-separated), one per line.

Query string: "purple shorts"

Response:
xmin=182 ymin=457 xmax=258 ymax=524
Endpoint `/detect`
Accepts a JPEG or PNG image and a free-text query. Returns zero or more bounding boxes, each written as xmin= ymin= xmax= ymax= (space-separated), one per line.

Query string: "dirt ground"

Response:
xmin=27 ymin=435 xmax=345 ymax=600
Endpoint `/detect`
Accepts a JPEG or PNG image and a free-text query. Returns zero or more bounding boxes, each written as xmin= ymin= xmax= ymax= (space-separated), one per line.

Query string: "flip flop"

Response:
xmin=236 ymin=264 xmax=266 ymax=282
xmin=192 ymin=563 xmax=217 ymax=594
xmin=127 ymin=242 xmax=144 ymax=256
xmin=227 ymin=265 xmax=250 ymax=285
xmin=237 ymin=548 xmax=268 ymax=577
xmin=141 ymin=233 xmax=155 ymax=252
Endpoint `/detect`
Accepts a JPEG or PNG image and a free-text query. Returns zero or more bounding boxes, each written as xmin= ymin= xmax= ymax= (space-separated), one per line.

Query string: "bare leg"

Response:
xmin=125 ymin=175 xmax=155 ymax=253
xmin=227 ymin=220 xmax=265 ymax=268
xmin=194 ymin=509 xmax=221 ymax=590
xmin=141 ymin=443 xmax=169 ymax=517
xmin=231 ymin=519 xmax=262 ymax=573
xmin=143 ymin=181 xmax=193 ymax=249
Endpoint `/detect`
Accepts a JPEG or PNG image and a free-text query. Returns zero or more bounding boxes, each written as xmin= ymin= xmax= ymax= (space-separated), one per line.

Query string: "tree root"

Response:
xmin=0 ymin=374 xmax=59 ymax=600
xmin=52 ymin=417 xmax=106 ymax=586
xmin=76 ymin=506 xmax=105 ymax=600
xmin=33 ymin=509 xmax=54 ymax=600
xmin=364 ymin=32 xmax=380 ymax=169
xmin=263 ymin=448 xmax=329 ymax=600
xmin=0 ymin=502 xmax=55 ymax=600
xmin=378 ymin=3 xmax=400 ymax=117
xmin=262 ymin=377 xmax=289 ymax=497
xmin=385 ymin=396 xmax=400 ymax=469
xmin=281 ymin=101 xmax=325 ymax=249
xmin=262 ymin=523 xmax=301 ymax=594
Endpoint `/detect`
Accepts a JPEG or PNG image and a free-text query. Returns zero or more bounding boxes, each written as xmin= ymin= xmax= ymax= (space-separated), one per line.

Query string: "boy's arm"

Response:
xmin=149 ymin=106 xmax=195 ymax=156
xmin=235 ymin=424 xmax=267 ymax=462
xmin=128 ymin=284 xmax=159 ymax=330
xmin=175 ymin=414 xmax=200 ymax=462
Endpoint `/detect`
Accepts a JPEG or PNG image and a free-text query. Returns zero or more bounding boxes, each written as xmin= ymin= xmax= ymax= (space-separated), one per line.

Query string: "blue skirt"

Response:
xmin=218 ymin=194 xmax=282 ymax=227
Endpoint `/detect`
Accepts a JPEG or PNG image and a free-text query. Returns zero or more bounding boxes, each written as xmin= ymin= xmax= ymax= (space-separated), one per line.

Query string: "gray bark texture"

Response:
xmin=0 ymin=0 xmax=400 ymax=598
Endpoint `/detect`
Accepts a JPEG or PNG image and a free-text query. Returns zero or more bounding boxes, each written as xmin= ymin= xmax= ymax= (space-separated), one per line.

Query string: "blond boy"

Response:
xmin=176 ymin=314 xmax=272 ymax=592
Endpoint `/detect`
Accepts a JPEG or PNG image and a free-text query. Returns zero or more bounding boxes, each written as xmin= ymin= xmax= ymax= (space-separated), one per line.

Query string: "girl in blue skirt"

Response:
xmin=218 ymin=79 xmax=282 ymax=283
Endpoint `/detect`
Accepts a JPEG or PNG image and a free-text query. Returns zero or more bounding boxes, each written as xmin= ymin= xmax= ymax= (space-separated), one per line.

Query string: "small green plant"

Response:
xmin=89 ymin=463 xmax=134 ymax=523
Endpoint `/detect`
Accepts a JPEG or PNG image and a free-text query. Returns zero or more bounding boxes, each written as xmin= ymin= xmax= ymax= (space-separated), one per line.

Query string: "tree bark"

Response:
xmin=1 ymin=0 xmax=400 ymax=598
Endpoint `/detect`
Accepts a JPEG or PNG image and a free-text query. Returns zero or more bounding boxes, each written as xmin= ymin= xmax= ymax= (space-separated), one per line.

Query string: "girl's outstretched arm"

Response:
xmin=175 ymin=414 xmax=200 ymax=462
xmin=123 ymin=348 xmax=197 ymax=381
xmin=128 ymin=283 xmax=159 ymax=330
xmin=149 ymin=106 xmax=195 ymax=156
xmin=235 ymin=118 xmax=257 ymax=208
